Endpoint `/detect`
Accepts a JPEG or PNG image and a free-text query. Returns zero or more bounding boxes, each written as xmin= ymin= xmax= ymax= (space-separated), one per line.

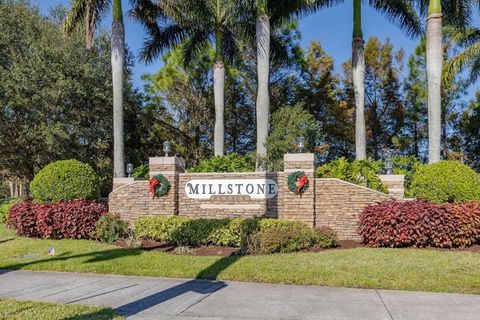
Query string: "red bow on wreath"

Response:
xmin=148 ymin=178 xmax=160 ymax=199
xmin=296 ymin=176 xmax=309 ymax=194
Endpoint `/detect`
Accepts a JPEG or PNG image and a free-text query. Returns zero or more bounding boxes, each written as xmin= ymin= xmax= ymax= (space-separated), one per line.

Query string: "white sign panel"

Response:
xmin=185 ymin=179 xmax=278 ymax=200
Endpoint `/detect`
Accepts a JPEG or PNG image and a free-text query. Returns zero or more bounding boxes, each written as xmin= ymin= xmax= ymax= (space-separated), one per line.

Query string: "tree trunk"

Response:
xmin=352 ymin=38 xmax=366 ymax=160
xmin=213 ymin=61 xmax=225 ymax=156
xmin=352 ymin=0 xmax=366 ymax=160
xmin=426 ymin=5 xmax=442 ymax=163
xmin=256 ymin=13 xmax=270 ymax=171
xmin=112 ymin=0 xmax=125 ymax=177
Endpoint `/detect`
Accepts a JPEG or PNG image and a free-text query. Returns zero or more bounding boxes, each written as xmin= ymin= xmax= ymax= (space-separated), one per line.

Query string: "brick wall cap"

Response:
xmin=149 ymin=157 xmax=184 ymax=166
xmin=113 ymin=177 xmax=135 ymax=184
xmin=180 ymin=172 xmax=279 ymax=177
xmin=283 ymin=153 xmax=315 ymax=162
xmin=379 ymin=174 xmax=405 ymax=182
xmin=110 ymin=181 xmax=147 ymax=195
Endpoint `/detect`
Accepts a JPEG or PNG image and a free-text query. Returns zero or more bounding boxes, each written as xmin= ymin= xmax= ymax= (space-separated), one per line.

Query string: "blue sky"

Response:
xmin=36 ymin=0 xmax=479 ymax=99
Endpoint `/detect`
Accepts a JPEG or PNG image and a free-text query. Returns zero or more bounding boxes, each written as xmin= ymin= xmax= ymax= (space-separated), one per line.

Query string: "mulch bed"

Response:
xmin=115 ymin=238 xmax=480 ymax=256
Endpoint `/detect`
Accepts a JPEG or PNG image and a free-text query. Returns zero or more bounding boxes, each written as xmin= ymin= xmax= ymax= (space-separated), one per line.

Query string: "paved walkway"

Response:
xmin=0 ymin=270 xmax=479 ymax=320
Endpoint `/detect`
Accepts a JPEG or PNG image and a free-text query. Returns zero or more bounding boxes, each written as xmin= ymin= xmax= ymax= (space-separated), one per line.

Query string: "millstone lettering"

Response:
xmin=185 ymin=179 xmax=278 ymax=200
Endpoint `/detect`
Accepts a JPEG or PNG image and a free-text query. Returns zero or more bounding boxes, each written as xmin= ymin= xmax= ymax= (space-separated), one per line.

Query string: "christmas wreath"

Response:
xmin=287 ymin=171 xmax=310 ymax=194
xmin=148 ymin=174 xmax=170 ymax=198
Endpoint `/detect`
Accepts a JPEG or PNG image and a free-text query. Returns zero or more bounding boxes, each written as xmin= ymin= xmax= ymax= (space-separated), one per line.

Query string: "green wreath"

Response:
xmin=287 ymin=171 xmax=310 ymax=194
xmin=148 ymin=174 xmax=170 ymax=198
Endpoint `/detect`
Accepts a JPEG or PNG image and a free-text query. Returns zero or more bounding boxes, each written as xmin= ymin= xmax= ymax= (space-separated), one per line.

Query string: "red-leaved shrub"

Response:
xmin=7 ymin=199 xmax=107 ymax=239
xmin=448 ymin=202 xmax=480 ymax=247
xmin=7 ymin=201 xmax=42 ymax=237
xmin=358 ymin=200 xmax=468 ymax=248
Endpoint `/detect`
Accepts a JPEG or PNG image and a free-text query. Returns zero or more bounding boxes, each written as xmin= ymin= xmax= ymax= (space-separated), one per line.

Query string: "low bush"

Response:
xmin=0 ymin=199 xmax=17 ymax=224
xmin=135 ymin=216 xmax=338 ymax=253
xmin=92 ymin=213 xmax=129 ymax=243
xmin=134 ymin=216 xmax=258 ymax=248
xmin=358 ymin=200 xmax=480 ymax=248
xmin=410 ymin=161 xmax=480 ymax=204
xmin=248 ymin=220 xmax=314 ymax=254
xmin=312 ymin=226 xmax=338 ymax=248
xmin=188 ymin=153 xmax=255 ymax=173
xmin=132 ymin=164 xmax=149 ymax=179
xmin=7 ymin=199 xmax=107 ymax=239
xmin=30 ymin=159 xmax=101 ymax=203
xmin=317 ymin=158 xmax=388 ymax=193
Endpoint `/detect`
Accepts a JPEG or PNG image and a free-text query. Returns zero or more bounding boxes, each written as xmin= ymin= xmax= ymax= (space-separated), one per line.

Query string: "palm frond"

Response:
xmin=181 ymin=30 xmax=211 ymax=66
xmin=444 ymin=42 xmax=480 ymax=83
xmin=367 ymin=0 xmax=422 ymax=38
xmin=269 ymin=0 xmax=342 ymax=26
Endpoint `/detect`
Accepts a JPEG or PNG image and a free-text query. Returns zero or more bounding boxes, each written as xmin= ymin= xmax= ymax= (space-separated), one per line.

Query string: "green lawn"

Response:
xmin=1 ymin=225 xmax=480 ymax=294
xmin=0 ymin=298 xmax=123 ymax=320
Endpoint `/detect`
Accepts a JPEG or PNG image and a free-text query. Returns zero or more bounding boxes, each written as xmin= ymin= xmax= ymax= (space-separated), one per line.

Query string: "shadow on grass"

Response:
xmin=0 ymin=238 xmax=14 ymax=244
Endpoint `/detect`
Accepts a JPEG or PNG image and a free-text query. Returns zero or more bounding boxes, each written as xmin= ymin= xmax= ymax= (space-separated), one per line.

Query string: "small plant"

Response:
xmin=173 ymin=246 xmax=194 ymax=255
xmin=132 ymin=164 xmax=149 ymax=179
xmin=30 ymin=159 xmax=101 ymax=203
xmin=411 ymin=161 xmax=480 ymax=204
xmin=312 ymin=226 xmax=338 ymax=248
xmin=93 ymin=213 xmax=129 ymax=243
xmin=0 ymin=199 xmax=17 ymax=224
xmin=317 ymin=158 xmax=388 ymax=193
xmin=188 ymin=153 xmax=255 ymax=173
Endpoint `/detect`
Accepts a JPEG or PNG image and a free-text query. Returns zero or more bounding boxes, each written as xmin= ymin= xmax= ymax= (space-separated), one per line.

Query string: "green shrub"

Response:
xmin=30 ymin=160 xmax=101 ymax=203
xmin=132 ymin=164 xmax=149 ymax=179
xmin=317 ymin=158 xmax=388 ymax=193
xmin=93 ymin=213 xmax=129 ymax=243
xmin=134 ymin=216 xmax=258 ymax=248
xmin=188 ymin=153 xmax=255 ymax=173
xmin=311 ymin=226 xmax=338 ymax=248
xmin=411 ymin=161 xmax=480 ymax=204
xmin=0 ymin=199 xmax=17 ymax=224
xmin=247 ymin=220 xmax=314 ymax=254
xmin=392 ymin=155 xmax=422 ymax=198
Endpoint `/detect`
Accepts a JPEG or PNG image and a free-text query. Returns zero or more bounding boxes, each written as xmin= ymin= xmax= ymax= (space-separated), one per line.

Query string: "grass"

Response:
xmin=0 ymin=298 xmax=123 ymax=320
xmin=1 ymin=225 xmax=480 ymax=294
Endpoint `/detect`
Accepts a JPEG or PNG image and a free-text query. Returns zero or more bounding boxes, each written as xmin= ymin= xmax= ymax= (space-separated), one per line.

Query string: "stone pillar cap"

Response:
xmin=283 ymin=153 xmax=315 ymax=162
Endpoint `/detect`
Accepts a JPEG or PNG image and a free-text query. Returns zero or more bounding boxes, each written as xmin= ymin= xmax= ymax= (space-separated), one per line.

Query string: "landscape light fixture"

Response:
xmin=384 ymin=155 xmax=393 ymax=175
xmin=126 ymin=163 xmax=134 ymax=177
xmin=163 ymin=141 xmax=171 ymax=157
xmin=296 ymin=136 xmax=305 ymax=153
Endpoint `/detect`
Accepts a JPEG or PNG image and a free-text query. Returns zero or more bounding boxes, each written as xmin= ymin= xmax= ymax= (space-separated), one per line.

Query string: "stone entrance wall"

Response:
xmin=109 ymin=154 xmax=402 ymax=240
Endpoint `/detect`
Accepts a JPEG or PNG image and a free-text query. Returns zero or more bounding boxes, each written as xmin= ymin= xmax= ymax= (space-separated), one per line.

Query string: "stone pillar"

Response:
xmin=282 ymin=153 xmax=316 ymax=227
xmin=149 ymin=157 xmax=185 ymax=215
xmin=379 ymin=175 xmax=405 ymax=200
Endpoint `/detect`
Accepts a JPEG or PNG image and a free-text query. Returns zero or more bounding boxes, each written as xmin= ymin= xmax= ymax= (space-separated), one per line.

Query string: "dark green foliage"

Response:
xmin=132 ymin=164 xmax=149 ymax=179
xmin=0 ymin=199 xmax=17 ymax=224
xmin=188 ymin=154 xmax=255 ymax=173
xmin=317 ymin=158 xmax=388 ymax=193
xmin=93 ymin=213 xmax=129 ymax=243
xmin=411 ymin=161 xmax=480 ymax=203
xmin=311 ymin=226 xmax=338 ymax=248
xmin=30 ymin=160 xmax=101 ymax=203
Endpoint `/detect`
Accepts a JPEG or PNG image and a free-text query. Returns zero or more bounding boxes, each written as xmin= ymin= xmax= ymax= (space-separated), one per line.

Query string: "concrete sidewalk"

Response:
xmin=0 ymin=270 xmax=479 ymax=320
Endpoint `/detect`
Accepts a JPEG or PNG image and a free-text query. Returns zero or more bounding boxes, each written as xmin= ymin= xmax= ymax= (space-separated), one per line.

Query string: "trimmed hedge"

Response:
xmin=411 ymin=161 xmax=480 ymax=204
xmin=7 ymin=199 xmax=107 ymax=239
xmin=30 ymin=159 xmax=101 ymax=203
xmin=134 ymin=216 xmax=338 ymax=253
xmin=358 ymin=200 xmax=480 ymax=248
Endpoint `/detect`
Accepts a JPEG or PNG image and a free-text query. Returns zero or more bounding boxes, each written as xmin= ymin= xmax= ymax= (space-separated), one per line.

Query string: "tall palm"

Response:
xmin=415 ymin=0 xmax=478 ymax=163
xmin=132 ymin=0 xmax=248 ymax=156
xmin=64 ymin=0 xmax=126 ymax=177
xmin=350 ymin=0 xmax=421 ymax=160
xmin=254 ymin=0 xmax=341 ymax=171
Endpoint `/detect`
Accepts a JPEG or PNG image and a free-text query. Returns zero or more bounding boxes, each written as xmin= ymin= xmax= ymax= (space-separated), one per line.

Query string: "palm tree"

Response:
xmin=444 ymin=27 xmax=480 ymax=84
xmin=64 ymin=0 xmax=126 ymax=177
xmin=132 ymin=0 xmax=248 ymax=156
xmin=350 ymin=0 xmax=421 ymax=160
xmin=254 ymin=0 xmax=341 ymax=171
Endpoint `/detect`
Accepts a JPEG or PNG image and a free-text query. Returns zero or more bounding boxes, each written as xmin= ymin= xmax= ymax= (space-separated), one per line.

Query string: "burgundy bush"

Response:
xmin=358 ymin=200 xmax=465 ymax=248
xmin=448 ymin=202 xmax=480 ymax=247
xmin=7 ymin=199 xmax=107 ymax=239
xmin=7 ymin=201 xmax=42 ymax=237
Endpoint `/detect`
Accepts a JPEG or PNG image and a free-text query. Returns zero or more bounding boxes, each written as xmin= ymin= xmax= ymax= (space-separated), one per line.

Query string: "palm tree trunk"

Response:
xmin=352 ymin=0 xmax=366 ymax=160
xmin=112 ymin=0 xmax=125 ymax=177
xmin=426 ymin=0 xmax=442 ymax=163
xmin=255 ymin=10 xmax=270 ymax=171
xmin=213 ymin=28 xmax=225 ymax=156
